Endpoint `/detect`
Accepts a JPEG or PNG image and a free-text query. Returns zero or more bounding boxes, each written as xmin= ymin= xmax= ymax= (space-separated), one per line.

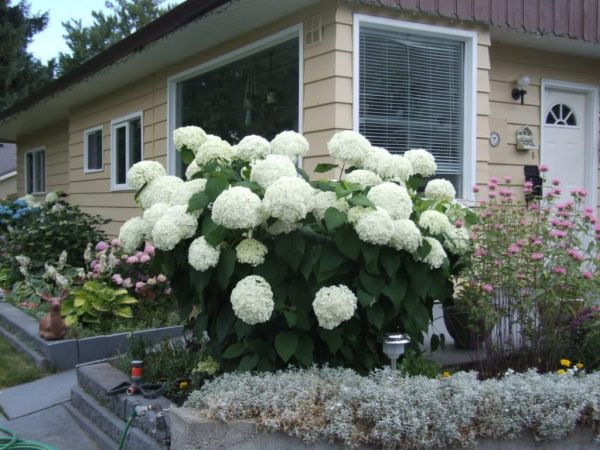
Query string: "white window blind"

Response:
xmin=359 ymin=26 xmax=464 ymax=189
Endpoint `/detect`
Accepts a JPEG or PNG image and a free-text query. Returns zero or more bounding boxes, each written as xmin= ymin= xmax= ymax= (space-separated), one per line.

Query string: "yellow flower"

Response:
xmin=556 ymin=369 xmax=567 ymax=375
xmin=575 ymin=362 xmax=584 ymax=370
xmin=559 ymin=359 xmax=571 ymax=367
xmin=442 ymin=371 xmax=451 ymax=379
xmin=179 ymin=381 xmax=189 ymax=390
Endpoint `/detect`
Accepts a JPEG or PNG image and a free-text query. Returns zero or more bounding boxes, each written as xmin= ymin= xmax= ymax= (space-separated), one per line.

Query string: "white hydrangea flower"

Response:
xmin=142 ymin=202 xmax=169 ymax=231
xmin=235 ymin=238 xmax=268 ymax=266
xmin=188 ymin=236 xmax=220 ymax=271
xmin=444 ymin=226 xmax=471 ymax=255
xmin=354 ymin=208 xmax=394 ymax=245
xmin=127 ymin=161 xmax=166 ymax=191
xmin=424 ymin=179 xmax=456 ymax=202
xmin=367 ymin=182 xmax=413 ymax=220
xmin=347 ymin=206 xmax=369 ymax=225
xmin=212 ymin=186 xmax=264 ymax=230
xmin=419 ymin=210 xmax=453 ymax=235
xmin=361 ymin=146 xmax=390 ymax=171
xmin=263 ymin=176 xmax=313 ymax=222
xmin=327 ymin=130 xmax=371 ymax=167
xmin=233 ymin=135 xmax=271 ymax=162
xmin=230 ymin=275 xmax=274 ymax=325
xmin=270 ymin=130 xmax=309 ymax=161
xmin=119 ymin=217 xmax=149 ymax=253
xmin=404 ymin=148 xmax=437 ymax=176
xmin=344 ymin=169 xmax=382 ymax=188
xmin=139 ymin=176 xmax=184 ymax=209
xmin=250 ymin=154 xmax=298 ymax=189
xmin=45 ymin=191 xmax=58 ymax=203
xmin=169 ymin=179 xmax=208 ymax=207
xmin=376 ymin=154 xmax=413 ymax=182
xmin=173 ymin=126 xmax=207 ymax=154
xmin=185 ymin=160 xmax=201 ymax=180
xmin=266 ymin=220 xmax=301 ymax=235
xmin=389 ymin=219 xmax=423 ymax=253
xmin=195 ymin=135 xmax=233 ymax=167
xmin=311 ymin=191 xmax=349 ymax=221
xmin=152 ymin=205 xmax=198 ymax=251
xmin=312 ymin=285 xmax=357 ymax=330
xmin=419 ymin=237 xmax=447 ymax=269
xmin=21 ymin=194 xmax=35 ymax=207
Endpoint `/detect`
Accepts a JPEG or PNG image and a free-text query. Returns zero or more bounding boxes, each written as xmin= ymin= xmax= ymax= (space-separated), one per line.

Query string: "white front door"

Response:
xmin=541 ymin=87 xmax=589 ymax=206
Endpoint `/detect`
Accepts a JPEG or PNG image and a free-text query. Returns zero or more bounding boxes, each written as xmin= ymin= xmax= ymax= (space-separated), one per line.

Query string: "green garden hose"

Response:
xmin=116 ymin=409 xmax=137 ymax=450
xmin=0 ymin=426 xmax=58 ymax=450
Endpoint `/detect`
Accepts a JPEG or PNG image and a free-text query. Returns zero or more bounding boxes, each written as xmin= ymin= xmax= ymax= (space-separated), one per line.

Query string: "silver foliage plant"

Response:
xmin=185 ymin=368 xmax=600 ymax=448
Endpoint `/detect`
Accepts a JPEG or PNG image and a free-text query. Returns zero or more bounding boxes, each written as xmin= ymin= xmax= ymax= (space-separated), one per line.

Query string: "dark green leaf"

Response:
xmin=382 ymin=277 xmax=407 ymax=310
xmin=187 ymin=192 xmax=210 ymax=213
xmin=334 ymin=226 xmax=361 ymax=261
xmin=415 ymin=239 xmax=432 ymax=260
xmin=205 ymin=224 xmax=228 ymax=247
xmin=320 ymin=245 xmax=345 ymax=273
xmin=234 ymin=180 xmax=263 ymax=194
xmin=324 ymin=207 xmax=347 ymax=231
xmin=380 ymin=248 xmax=402 ymax=279
xmin=222 ymin=342 xmax=245 ymax=359
xmin=237 ymin=354 xmax=259 ymax=371
xmin=216 ymin=308 xmax=235 ymax=344
xmin=275 ymin=234 xmax=305 ymax=271
xmin=296 ymin=167 xmax=310 ymax=181
xmin=300 ymin=247 xmax=321 ymax=280
xmin=348 ymin=194 xmax=375 ymax=208
xmin=366 ymin=303 xmax=384 ymax=330
xmin=255 ymin=255 xmax=288 ymax=285
xmin=356 ymin=289 xmax=374 ymax=308
xmin=341 ymin=345 xmax=353 ymax=361
xmin=235 ymin=320 xmax=252 ymax=340
xmin=216 ymin=248 xmax=236 ymax=289
xmin=359 ymin=269 xmax=384 ymax=298
xmin=430 ymin=334 xmax=440 ymax=352
xmin=180 ymin=147 xmax=195 ymax=165
xmin=362 ymin=244 xmax=380 ymax=269
xmin=319 ymin=329 xmax=343 ymax=353
xmin=314 ymin=163 xmax=338 ymax=173
xmin=294 ymin=335 xmax=314 ymax=366
xmin=205 ymin=176 xmax=229 ymax=201
xmin=284 ymin=310 xmax=298 ymax=327
xmin=275 ymin=331 xmax=298 ymax=363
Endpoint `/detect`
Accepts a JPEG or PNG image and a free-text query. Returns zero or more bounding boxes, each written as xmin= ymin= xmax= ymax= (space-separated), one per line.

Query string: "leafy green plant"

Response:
xmin=398 ymin=349 xmax=442 ymax=378
xmin=570 ymin=306 xmax=600 ymax=371
xmin=0 ymin=265 xmax=12 ymax=290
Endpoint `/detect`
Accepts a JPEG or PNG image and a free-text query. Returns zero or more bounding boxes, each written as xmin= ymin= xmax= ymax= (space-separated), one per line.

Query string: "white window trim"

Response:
xmin=24 ymin=147 xmax=46 ymax=195
xmin=352 ymin=14 xmax=477 ymax=201
xmin=83 ymin=125 xmax=104 ymax=173
xmin=166 ymin=24 xmax=304 ymax=175
xmin=110 ymin=111 xmax=143 ymax=191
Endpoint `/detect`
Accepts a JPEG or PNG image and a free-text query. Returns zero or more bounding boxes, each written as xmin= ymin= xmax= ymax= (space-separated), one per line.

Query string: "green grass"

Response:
xmin=0 ymin=335 xmax=42 ymax=388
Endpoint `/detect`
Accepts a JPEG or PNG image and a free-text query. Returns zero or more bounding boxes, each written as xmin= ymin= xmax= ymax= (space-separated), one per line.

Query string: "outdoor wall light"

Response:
xmin=511 ymin=75 xmax=531 ymax=105
xmin=383 ymin=334 xmax=410 ymax=370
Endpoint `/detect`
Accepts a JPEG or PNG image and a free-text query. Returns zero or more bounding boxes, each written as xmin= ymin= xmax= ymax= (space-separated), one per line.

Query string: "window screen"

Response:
xmin=86 ymin=129 xmax=103 ymax=171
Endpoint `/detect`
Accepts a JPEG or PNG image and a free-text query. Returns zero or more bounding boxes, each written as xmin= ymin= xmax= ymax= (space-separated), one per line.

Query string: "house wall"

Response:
xmin=0 ymin=174 xmax=16 ymax=200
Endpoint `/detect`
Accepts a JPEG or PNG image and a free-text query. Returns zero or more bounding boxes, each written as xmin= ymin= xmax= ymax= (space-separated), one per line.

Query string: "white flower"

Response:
xmin=419 ymin=237 xmax=447 ymax=269
xmin=266 ymin=220 xmax=300 ymax=235
xmin=233 ymin=135 xmax=271 ymax=162
xmin=367 ymin=182 xmax=412 ymax=220
xmin=127 ymin=161 xmax=166 ymax=191
xmin=424 ymin=179 xmax=456 ymax=202
xmin=152 ymin=205 xmax=198 ymax=251
xmin=327 ymin=130 xmax=371 ymax=167
xmin=444 ymin=226 xmax=471 ymax=255
xmin=235 ymin=238 xmax=268 ymax=267
xmin=230 ymin=275 xmax=274 ymax=325
xmin=169 ymin=179 xmax=208 ymax=207
xmin=188 ymin=236 xmax=220 ymax=271
xmin=250 ymin=154 xmax=298 ymax=189
xmin=311 ymin=191 xmax=349 ymax=221
xmin=354 ymin=208 xmax=394 ymax=245
xmin=173 ymin=126 xmax=207 ymax=154
xmin=195 ymin=135 xmax=233 ymax=167
xmin=119 ymin=217 xmax=149 ymax=253
xmin=376 ymin=154 xmax=413 ymax=182
xmin=312 ymin=285 xmax=357 ymax=330
xmin=185 ymin=160 xmax=201 ymax=180
xmin=263 ymin=176 xmax=313 ymax=222
xmin=404 ymin=148 xmax=437 ymax=176
xmin=142 ymin=202 xmax=170 ymax=230
xmin=362 ymin=146 xmax=390 ymax=171
xmin=347 ymin=206 xmax=369 ymax=225
xmin=419 ymin=210 xmax=453 ymax=235
xmin=270 ymin=131 xmax=309 ymax=161
xmin=139 ymin=176 xmax=184 ymax=209
xmin=20 ymin=194 xmax=35 ymax=207
xmin=344 ymin=170 xmax=382 ymax=188
xmin=45 ymin=191 xmax=59 ymax=203
xmin=51 ymin=204 xmax=64 ymax=213
xmin=212 ymin=186 xmax=264 ymax=230
xmin=389 ymin=219 xmax=423 ymax=253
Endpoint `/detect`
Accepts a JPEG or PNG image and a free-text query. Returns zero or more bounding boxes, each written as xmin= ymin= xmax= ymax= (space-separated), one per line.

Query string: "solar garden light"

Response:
xmin=383 ymin=334 xmax=410 ymax=370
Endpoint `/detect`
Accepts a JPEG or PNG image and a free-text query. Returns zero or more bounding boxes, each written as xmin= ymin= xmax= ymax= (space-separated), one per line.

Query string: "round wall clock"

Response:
xmin=489 ymin=131 xmax=500 ymax=147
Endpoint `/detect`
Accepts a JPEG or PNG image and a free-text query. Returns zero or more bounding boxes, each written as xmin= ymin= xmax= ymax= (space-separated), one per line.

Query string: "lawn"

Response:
xmin=0 ymin=335 xmax=41 ymax=388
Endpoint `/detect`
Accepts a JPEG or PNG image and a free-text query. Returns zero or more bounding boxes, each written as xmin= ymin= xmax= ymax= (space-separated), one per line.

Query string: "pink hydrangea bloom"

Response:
xmin=126 ymin=256 xmax=139 ymax=264
xmin=110 ymin=239 xmax=121 ymax=247
xmin=538 ymin=164 xmax=549 ymax=172
xmin=135 ymin=281 xmax=145 ymax=292
xmin=122 ymin=278 xmax=133 ymax=288
xmin=144 ymin=243 xmax=155 ymax=255
xmin=95 ymin=241 xmax=108 ymax=251
xmin=157 ymin=274 xmax=167 ymax=283
xmin=583 ymin=271 xmax=593 ymax=279
xmin=139 ymin=254 xmax=151 ymax=263
xmin=112 ymin=274 xmax=123 ymax=285
xmin=482 ymin=284 xmax=493 ymax=293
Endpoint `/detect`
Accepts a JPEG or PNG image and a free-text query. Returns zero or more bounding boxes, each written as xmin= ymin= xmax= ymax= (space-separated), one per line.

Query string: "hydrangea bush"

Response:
xmin=119 ymin=126 xmax=475 ymax=371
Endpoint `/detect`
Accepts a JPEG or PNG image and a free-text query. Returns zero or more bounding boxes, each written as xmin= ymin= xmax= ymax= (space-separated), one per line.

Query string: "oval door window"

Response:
xmin=545 ymin=103 xmax=577 ymax=126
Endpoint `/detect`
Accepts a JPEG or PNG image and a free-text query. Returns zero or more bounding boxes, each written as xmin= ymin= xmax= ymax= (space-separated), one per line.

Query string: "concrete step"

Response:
xmin=63 ymin=397 xmax=119 ymax=450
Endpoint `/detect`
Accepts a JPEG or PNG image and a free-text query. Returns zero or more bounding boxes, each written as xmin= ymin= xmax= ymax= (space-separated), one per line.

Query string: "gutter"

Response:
xmin=0 ymin=171 xmax=16 ymax=182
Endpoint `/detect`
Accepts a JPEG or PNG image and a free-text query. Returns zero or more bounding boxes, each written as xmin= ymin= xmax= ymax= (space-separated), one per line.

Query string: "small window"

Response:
xmin=111 ymin=113 xmax=143 ymax=189
xmin=545 ymin=103 xmax=577 ymax=126
xmin=25 ymin=148 xmax=46 ymax=194
xmin=84 ymin=126 xmax=103 ymax=172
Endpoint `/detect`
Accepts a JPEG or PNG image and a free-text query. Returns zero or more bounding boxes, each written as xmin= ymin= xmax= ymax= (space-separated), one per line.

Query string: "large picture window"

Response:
xmin=111 ymin=113 xmax=142 ymax=189
xmin=25 ymin=148 xmax=45 ymax=194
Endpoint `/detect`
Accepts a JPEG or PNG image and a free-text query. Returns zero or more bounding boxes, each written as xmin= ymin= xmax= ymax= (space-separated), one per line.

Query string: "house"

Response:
xmin=0 ymin=143 xmax=17 ymax=200
xmin=0 ymin=0 xmax=599 ymax=235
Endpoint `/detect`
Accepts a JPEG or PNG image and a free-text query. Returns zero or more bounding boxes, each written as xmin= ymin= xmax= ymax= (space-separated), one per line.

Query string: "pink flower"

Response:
xmin=482 ymin=284 xmax=493 ymax=293
xmin=489 ymin=176 xmax=499 ymax=185
xmin=583 ymin=271 xmax=593 ymax=279
xmin=95 ymin=241 xmax=108 ymax=251
xmin=508 ymin=243 xmax=520 ymax=254
xmin=110 ymin=239 xmax=121 ymax=247
xmin=122 ymin=278 xmax=133 ymax=288
xmin=516 ymin=239 xmax=526 ymax=247
xmin=531 ymin=253 xmax=544 ymax=261
xmin=550 ymin=230 xmax=567 ymax=238
xmin=488 ymin=192 xmax=497 ymax=199
xmin=139 ymin=254 xmax=151 ymax=263
xmin=135 ymin=281 xmax=145 ymax=292
xmin=553 ymin=266 xmax=566 ymax=275
xmin=144 ymin=243 xmax=155 ymax=255
xmin=488 ymin=183 xmax=497 ymax=191
xmin=157 ymin=274 xmax=167 ymax=283
xmin=475 ymin=248 xmax=488 ymax=257
xmin=135 ymin=251 xmax=144 ymax=259
xmin=499 ymin=188 xmax=513 ymax=197
xmin=126 ymin=256 xmax=139 ymax=264
xmin=552 ymin=179 xmax=560 ymax=186
xmin=538 ymin=164 xmax=549 ymax=172
xmin=455 ymin=219 xmax=464 ymax=228
xmin=503 ymin=175 xmax=512 ymax=183
xmin=472 ymin=185 xmax=480 ymax=193
xmin=112 ymin=274 xmax=123 ymax=285
xmin=90 ymin=260 xmax=98 ymax=269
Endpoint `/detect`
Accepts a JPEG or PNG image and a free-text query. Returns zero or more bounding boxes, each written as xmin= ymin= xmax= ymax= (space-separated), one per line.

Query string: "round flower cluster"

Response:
xmin=444 ymin=226 xmax=470 ymax=255
xmin=170 ymin=179 xmax=207 ymax=207
xmin=312 ymin=284 xmax=357 ymax=330
xmin=139 ymin=176 xmax=184 ymax=209
xmin=235 ymin=238 xmax=268 ymax=266
xmin=195 ymin=135 xmax=233 ymax=167
xmin=424 ymin=179 xmax=456 ymax=202
xmin=119 ymin=216 xmax=150 ymax=253
xmin=152 ymin=205 xmax=197 ymax=251
xmin=389 ymin=219 xmax=423 ymax=253
xmin=127 ymin=161 xmax=167 ymax=191
xmin=344 ymin=169 xmax=382 ymax=188
xmin=173 ymin=126 xmax=207 ymax=153
xmin=327 ymin=130 xmax=371 ymax=167
xmin=311 ymin=191 xmax=349 ymax=221
xmin=354 ymin=208 xmax=394 ymax=245
xmin=230 ymin=275 xmax=274 ymax=324
xmin=250 ymin=154 xmax=298 ymax=189
xmin=45 ymin=191 xmax=59 ymax=203
xmin=419 ymin=210 xmax=452 ymax=235
xmin=347 ymin=206 xmax=369 ymax=225
xmin=363 ymin=150 xmax=413 ymax=182
xmin=185 ymin=160 xmax=201 ymax=180
xmin=188 ymin=236 xmax=220 ymax=271
xmin=420 ymin=237 xmax=447 ymax=269
xmin=263 ymin=176 xmax=313 ymax=222
xmin=266 ymin=220 xmax=300 ymax=235
xmin=367 ymin=182 xmax=412 ymax=220
xmin=270 ymin=131 xmax=309 ymax=161
xmin=404 ymin=148 xmax=437 ymax=176
xmin=142 ymin=202 xmax=170 ymax=229
xmin=212 ymin=186 xmax=264 ymax=229
xmin=233 ymin=135 xmax=270 ymax=162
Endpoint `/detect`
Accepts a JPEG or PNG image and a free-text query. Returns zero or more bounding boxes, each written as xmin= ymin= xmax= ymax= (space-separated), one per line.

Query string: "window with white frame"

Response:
xmin=356 ymin=17 xmax=475 ymax=197
xmin=111 ymin=113 xmax=142 ymax=189
xmin=84 ymin=126 xmax=103 ymax=172
xmin=25 ymin=148 xmax=46 ymax=194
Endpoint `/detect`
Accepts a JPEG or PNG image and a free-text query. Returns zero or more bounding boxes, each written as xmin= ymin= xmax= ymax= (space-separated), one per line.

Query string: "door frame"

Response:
xmin=540 ymin=79 xmax=599 ymax=209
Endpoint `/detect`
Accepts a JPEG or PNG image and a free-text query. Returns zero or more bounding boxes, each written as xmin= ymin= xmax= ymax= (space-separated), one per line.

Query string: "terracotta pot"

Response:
xmin=443 ymin=305 xmax=491 ymax=350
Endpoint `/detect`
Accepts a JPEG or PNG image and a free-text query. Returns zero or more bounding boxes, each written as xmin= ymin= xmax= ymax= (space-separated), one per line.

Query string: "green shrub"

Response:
xmin=570 ymin=306 xmax=600 ymax=371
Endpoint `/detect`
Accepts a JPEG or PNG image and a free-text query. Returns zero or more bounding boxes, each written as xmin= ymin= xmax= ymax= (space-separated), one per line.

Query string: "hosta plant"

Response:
xmin=118 ymin=127 xmax=475 ymax=372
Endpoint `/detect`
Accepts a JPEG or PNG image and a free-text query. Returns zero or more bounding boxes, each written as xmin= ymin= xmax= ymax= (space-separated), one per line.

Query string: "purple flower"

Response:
xmin=583 ymin=271 xmax=593 ymax=279
xmin=157 ymin=274 xmax=167 ymax=283
xmin=550 ymin=230 xmax=567 ymax=238
xmin=539 ymin=164 xmax=549 ymax=172
xmin=144 ymin=243 xmax=155 ymax=255
xmin=553 ymin=266 xmax=566 ymax=275
xmin=95 ymin=241 xmax=109 ymax=251
xmin=112 ymin=274 xmax=123 ymax=285
xmin=139 ymin=254 xmax=151 ymax=263
xmin=126 ymin=256 xmax=139 ymax=264
xmin=135 ymin=281 xmax=145 ymax=292
xmin=508 ymin=244 xmax=520 ymax=254
xmin=482 ymin=284 xmax=493 ymax=293
xmin=531 ymin=252 xmax=544 ymax=261
xmin=110 ymin=239 xmax=121 ymax=247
